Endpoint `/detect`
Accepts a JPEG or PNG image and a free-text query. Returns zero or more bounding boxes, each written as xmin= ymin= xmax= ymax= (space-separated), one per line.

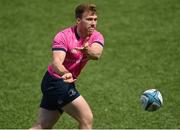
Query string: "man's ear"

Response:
xmin=76 ymin=18 xmax=81 ymax=24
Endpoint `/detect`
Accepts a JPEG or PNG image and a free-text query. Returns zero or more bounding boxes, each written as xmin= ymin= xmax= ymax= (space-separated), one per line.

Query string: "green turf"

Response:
xmin=0 ymin=0 xmax=180 ymax=128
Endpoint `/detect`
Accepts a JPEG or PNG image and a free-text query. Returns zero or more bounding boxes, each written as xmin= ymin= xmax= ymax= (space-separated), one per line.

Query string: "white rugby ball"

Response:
xmin=140 ymin=89 xmax=163 ymax=112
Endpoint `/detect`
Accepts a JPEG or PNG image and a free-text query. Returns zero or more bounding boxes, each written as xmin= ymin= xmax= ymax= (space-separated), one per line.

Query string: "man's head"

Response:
xmin=75 ymin=4 xmax=98 ymax=36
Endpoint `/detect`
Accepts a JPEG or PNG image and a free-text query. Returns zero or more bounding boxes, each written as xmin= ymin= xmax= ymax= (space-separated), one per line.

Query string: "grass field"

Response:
xmin=0 ymin=0 xmax=180 ymax=129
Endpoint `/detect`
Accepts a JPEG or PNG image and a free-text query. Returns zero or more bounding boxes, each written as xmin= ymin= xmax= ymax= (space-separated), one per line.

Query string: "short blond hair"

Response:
xmin=75 ymin=3 xmax=97 ymax=19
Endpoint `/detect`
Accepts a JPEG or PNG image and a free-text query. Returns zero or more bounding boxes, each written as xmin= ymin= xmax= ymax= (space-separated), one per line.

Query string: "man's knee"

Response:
xmin=29 ymin=122 xmax=53 ymax=129
xmin=80 ymin=112 xmax=93 ymax=128
xmin=29 ymin=123 xmax=42 ymax=130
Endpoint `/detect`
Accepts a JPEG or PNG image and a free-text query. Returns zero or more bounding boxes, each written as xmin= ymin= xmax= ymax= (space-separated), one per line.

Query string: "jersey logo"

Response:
xmin=71 ymin=48 xmax=78 ymax=54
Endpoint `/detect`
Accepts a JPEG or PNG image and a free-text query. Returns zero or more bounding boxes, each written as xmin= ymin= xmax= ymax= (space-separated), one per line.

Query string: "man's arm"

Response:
xmin=85 ymin=42 xmax=103 ymax=60
xmin=51 ymin=51 xmax=76 ymax=83
xmin=75 ymin=42 xmax=103 ymax=60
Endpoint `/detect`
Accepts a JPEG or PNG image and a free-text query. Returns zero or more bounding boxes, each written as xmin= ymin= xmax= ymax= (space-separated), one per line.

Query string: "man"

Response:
xmin=30 ymin=3 xmax=104 ymax=129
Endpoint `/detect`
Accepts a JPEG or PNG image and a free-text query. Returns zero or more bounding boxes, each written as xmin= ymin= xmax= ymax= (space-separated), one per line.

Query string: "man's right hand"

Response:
xmin=61 ymin=72 xmax=76 ymax=83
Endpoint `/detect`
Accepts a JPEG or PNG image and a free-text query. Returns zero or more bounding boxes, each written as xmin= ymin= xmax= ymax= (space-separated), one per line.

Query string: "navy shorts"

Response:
xmin=40 ymin=71 xmax=80 ymax=113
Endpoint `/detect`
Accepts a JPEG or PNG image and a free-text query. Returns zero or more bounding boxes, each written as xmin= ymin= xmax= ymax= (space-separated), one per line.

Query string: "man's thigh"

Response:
xmin=62 ymin=95 xmax=93 ymax=122
xmin=36 ymin=108 xmax=61 ymax=128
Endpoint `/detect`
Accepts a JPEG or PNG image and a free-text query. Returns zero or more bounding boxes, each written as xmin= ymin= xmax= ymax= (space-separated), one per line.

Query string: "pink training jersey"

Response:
xmin=48 ymin=26 xmax=104 ymax=79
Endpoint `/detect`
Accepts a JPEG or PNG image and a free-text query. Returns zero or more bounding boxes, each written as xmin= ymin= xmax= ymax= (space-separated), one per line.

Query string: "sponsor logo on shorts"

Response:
xmin=68 ymin=89 xmax=76 ymax=97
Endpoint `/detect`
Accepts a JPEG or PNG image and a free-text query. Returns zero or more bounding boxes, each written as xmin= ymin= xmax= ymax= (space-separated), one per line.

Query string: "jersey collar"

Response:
xmin=75 ymin=26 xmax=80 ymax=40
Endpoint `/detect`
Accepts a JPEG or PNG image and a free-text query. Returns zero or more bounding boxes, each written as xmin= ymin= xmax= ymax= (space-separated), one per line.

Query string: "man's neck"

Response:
xmin=76 ymin=26 xmax=88 ymax=39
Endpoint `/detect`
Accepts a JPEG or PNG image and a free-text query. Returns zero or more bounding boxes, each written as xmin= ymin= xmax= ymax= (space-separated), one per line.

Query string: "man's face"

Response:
xmin=77 ymin=11 xmax=98 ymax=35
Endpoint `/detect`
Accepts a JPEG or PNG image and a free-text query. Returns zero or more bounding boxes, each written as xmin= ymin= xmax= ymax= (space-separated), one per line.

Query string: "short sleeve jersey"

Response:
xmin=48 ymin=26 xmax=104 ymax=79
